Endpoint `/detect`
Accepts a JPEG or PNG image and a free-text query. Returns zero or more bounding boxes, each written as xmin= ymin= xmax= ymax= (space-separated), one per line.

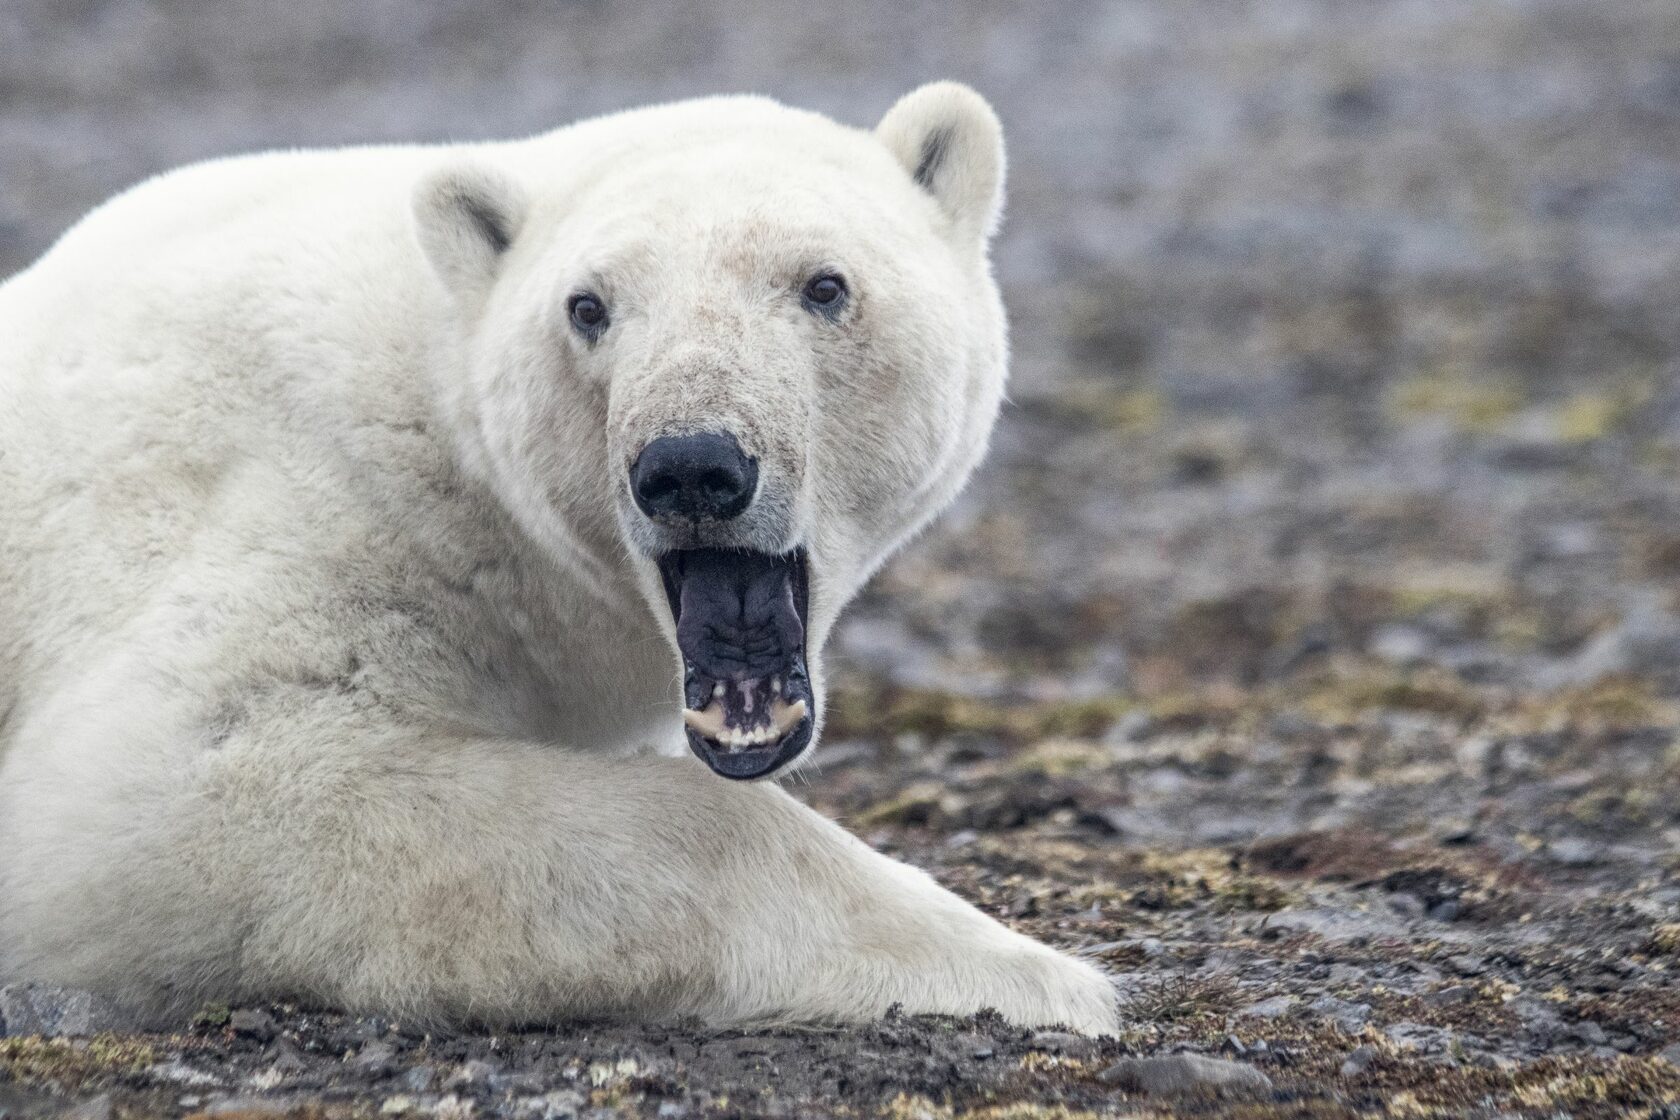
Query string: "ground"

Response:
xmin=5 ymin=0 xmax=1680 ymax=1117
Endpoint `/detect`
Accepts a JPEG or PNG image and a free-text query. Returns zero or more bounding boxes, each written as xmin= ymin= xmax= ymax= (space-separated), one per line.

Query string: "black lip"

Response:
xmin=657 ymin=547 xmax=814 ymax=780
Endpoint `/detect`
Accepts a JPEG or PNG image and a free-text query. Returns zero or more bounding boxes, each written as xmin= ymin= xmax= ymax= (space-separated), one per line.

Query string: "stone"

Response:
xmin=1098 ymin=1053 xmax=1272 ymax=1096
xmin=1028 ymin=1030 xmax=1085 ymax=1054
xmin=63 ymin=1093 xmax=115 ymax=1120
xmin=1236 ymin=995 xmax=1295 ymax=1020
xmin=1339 ymin=1046 xmax=1377 ymax=1076
xmin=1421 ymin=985 xmax=1472 ymax=1008
xmin=1427 ymin=900 xmax=1462 ymax=922
xmin=1384 ymin=1022 xmax=1453 ymax=1053
xmin=201 ymin=1097 xmax=298 ymax=1116
xmin=1307 ymin=995 xmax=1372 ymax=1032
xmin=354 ymin=1040 xmax=397 ymax=1074
xmin=229 ymin=1008 xmax=278 ymax=1041
xmin=0 ymin=984 xmax=141 ymax=1038
xmin=1548 ymin=837 xmax=1605 ymax=866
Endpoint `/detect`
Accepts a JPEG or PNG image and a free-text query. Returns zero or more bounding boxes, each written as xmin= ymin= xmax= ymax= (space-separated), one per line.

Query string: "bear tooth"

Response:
xmin=712 ymin=682 xmax=726 ymax=700
xmin=771 ymin=676 xmax=782 ymax=694
xmin=682 ymin=703 xmax=728 ymax=740
xmin=768 ymin=698 xmax=808 ymax=736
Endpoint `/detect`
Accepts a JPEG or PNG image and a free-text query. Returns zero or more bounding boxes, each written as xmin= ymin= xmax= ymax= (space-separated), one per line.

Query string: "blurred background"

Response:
xmin=5 ymin=0 xmax=1680 ymax=840
xmin=6 ymin=1 xmax=1679 ymax=707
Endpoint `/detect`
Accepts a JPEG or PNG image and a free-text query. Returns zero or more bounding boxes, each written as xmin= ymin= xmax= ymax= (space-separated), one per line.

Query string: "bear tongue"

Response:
xmin=670 ymin=549 xmax=805 ymax=688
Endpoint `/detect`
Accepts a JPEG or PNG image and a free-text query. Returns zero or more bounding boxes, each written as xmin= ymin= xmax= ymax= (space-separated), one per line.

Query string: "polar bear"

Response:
xmin=0 ymin=84 xmax=1117 ymax=1034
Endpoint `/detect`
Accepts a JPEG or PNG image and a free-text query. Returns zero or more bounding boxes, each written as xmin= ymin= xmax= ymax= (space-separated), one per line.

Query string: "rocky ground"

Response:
xmin=5 ymin=0 xmax=1680 ymax=1117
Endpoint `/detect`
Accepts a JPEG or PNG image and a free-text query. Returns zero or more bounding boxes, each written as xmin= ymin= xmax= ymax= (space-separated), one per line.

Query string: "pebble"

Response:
xmin=1547 ymin=837 xmax=1605 ymax=866
xmin=0 ymin=984 xmax=141 ymax=1038
xmin=1421 ymin=985 xmax=1473 ymax=1008
xmin=63 ymin=1093 xmax=114 ymax=1120
xmin=1427 ymin=900 xmax=1462 ymax=922
xmin=1098 ymin=1053 xmax=1272 ymax=1096
xmin=1307 ymin=995 xmax=1372 ymax=1033
xmin=354 ymin=1040 xmax=397 ymax=1075
xmin=1384 ymin=1022 xmax=1453 ymax=1053
xmin=1567 ymin=1019 xmax=1608 ymax=1046
xmin=230 ymin=1008 xmax=279 ymax=1041
xmin=1236 ymin=995 xmax=1296 ymax=1020
xmin=1028 ymin=1030 xmax=1084 ymax=1054
xmin=200 ymin=1097 xmax=297 ymax=1116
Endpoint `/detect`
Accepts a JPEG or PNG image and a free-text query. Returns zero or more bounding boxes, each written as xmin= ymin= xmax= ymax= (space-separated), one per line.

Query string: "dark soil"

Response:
xmin=5 ymin=0 xmax=1680 ymax=1116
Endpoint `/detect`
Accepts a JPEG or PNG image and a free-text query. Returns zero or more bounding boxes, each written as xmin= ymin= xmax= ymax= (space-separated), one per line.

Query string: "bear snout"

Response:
xmin=629 ymin=431 xmax=759 ymax=524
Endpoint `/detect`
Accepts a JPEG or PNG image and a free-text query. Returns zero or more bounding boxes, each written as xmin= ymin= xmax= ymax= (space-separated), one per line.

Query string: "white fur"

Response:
xmin=0 ymin=85 xmax=1117 ymax=1034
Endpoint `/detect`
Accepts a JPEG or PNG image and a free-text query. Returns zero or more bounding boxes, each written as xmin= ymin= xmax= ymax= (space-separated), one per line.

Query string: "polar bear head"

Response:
xmin=413 ymin=83 xmax=1007 ymax=780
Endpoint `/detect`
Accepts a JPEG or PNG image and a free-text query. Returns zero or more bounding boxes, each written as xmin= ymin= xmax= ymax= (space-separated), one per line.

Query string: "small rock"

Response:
xmin=446 ymin=1059 xmax=499 ymax=1088
xmin=229 ymin=1008 xmax=278 ymax=1041
xmin=1104 ymin=710 xmax=1155 ymax=745
xmin=354 ymin=1040 xmax=397 ymax=1074
xmin=149 ymin=1060 xmax=221 ymax=1087
xmin=1568 ymin=1019 xmax=1608 ymax=1046
xmin=1370 ymin=624 xmax=1431 ymax=664
xmin=1339 ymin=1046 xmax=1377 ymax=1077
xmin=1427 ymin=900 xmax=1462 ymax=922
xmin=201 ymin=1098 xmax=296 ymax=1117
xmin=265 ymin=1039 xmax=308 ymax=1074
xmin=1658 ymin=1043 xmax=1680 ymax=1067
xmin=1547 ymin=837 xmax=1605 ymax=866
xmin=400 ymin=1063 xmax=438 ymax=1092
xmin=1308 ymin=995 xmax=1371 ymax=1032
xmin=0 ymin=984 xmax=141 ymax=1037
xmin=1435 ymin=820 xmax=1478 ymax=846
xmin=1236 ymin=995 xmax=1295 ymax=1020
xmin=1265 ymin=907 xmax=1406 ymax=941
xmin=1098 ymin=1053 xmax=1272 ymax=1096
xmin=1385 ymin=892 xmax=1426 ymax=920
xmin=1028 ymin=1030 xmax=1084 ymax=1054
xmin=64 ymin=1093 xmax=114 ymax=1120
xmin=1421 ymin=985 xmax=1472 ymax=1008
xmin=1385 ymin=1022 xmax=1453 ymax=1053
xmin=1445 ymin=954 xmax=1486 ymax=976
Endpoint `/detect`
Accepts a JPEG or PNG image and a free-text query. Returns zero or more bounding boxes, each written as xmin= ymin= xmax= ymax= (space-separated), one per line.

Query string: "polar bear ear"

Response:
xmin=876 ymin=82 xmax=1006 ymax=248
xmin=413 ymin=161 xmax=528 ymax=297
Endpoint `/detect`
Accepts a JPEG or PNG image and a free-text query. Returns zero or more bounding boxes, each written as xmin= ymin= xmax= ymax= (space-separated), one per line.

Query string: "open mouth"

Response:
xmin=657 ymin=547 xmax=814 ymax=780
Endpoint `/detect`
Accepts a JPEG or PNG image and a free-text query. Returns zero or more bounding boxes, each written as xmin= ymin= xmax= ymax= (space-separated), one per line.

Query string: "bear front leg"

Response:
xmin=4 ymin=720 xmax=1118 ymax=1034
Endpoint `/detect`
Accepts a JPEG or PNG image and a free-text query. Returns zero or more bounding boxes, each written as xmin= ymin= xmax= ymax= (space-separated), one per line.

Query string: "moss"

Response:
xmin=1295 ymin=664 xmax=1484 ymax=723
xmin=827 ymin=685 xmax=1133 ymax=743
xmin=1649 ymin=923 xmax=1680 ymax=956
xmin=0 ymin=1035 xmax=157 ymax=1088
xmin=1037 ymin=382 xmax=1167 ymax=435
xmin=1389 ymin=370 xmax=1523 ymax=432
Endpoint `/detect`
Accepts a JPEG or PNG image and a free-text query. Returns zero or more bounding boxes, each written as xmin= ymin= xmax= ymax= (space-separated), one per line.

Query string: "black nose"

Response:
xmin=630 ymin=431 xmax=759 ymax=522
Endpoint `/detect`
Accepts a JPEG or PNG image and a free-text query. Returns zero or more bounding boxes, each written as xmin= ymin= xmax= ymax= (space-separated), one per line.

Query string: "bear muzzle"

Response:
xmin=658 ymin=547 xmax=815 ymax=780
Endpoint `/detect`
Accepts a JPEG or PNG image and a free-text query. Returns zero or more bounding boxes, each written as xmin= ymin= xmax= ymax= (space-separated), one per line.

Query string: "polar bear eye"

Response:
xmin=801 ymin=273 xmax=848 ymax=318
xmin=568 ymin=292 xmax=609 ymax=340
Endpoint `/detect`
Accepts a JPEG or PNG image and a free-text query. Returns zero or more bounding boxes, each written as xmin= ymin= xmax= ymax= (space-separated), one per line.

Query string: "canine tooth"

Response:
xmin=771 ymin=676 xmax=782 ymax=695
xmin=682 ymin=703 xmax=728 ymax=740
xmin=768 ymin=697 xmax=808 ymax=737
xmin=713 ymin=682 xmax=726 ymax=700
